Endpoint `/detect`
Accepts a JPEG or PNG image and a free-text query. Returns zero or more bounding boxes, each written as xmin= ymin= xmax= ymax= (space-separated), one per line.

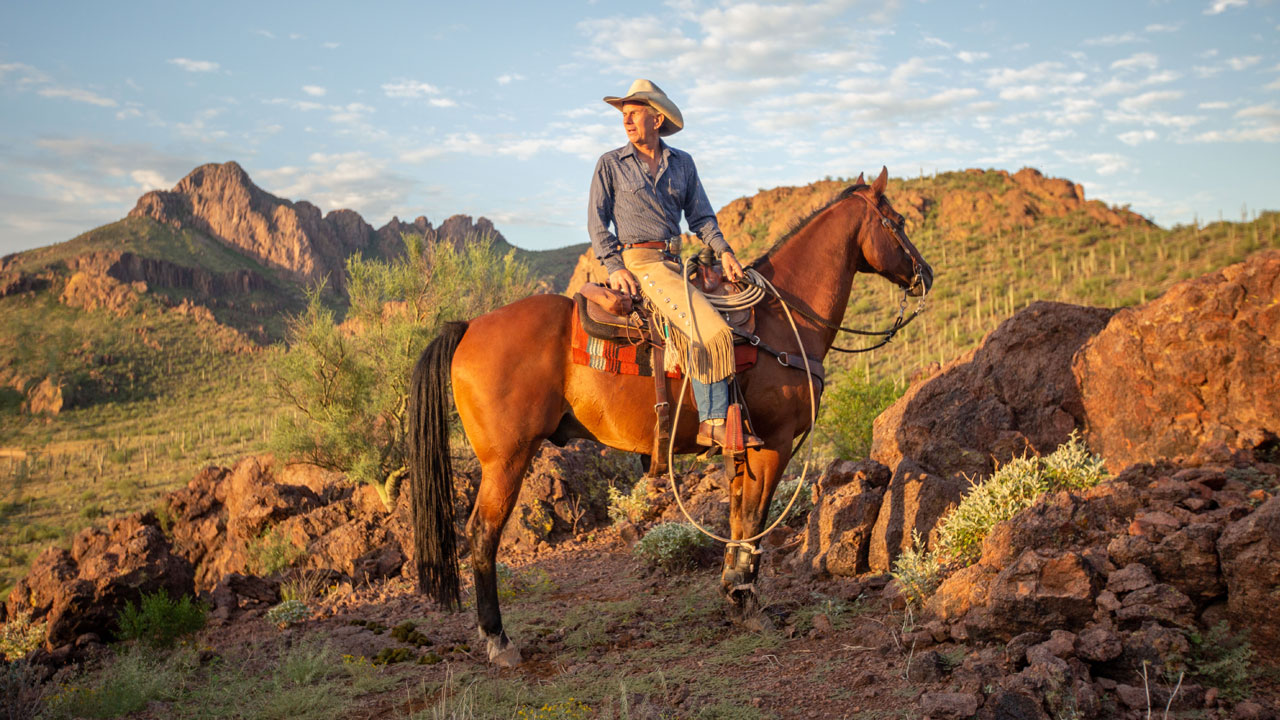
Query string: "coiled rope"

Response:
xmin=664 ymin=260 xmax=818 ymax=549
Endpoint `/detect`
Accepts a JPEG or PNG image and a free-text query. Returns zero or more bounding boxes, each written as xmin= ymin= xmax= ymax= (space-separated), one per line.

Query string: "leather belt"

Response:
xmin=623 ymin=241 xmax=668 ymax=250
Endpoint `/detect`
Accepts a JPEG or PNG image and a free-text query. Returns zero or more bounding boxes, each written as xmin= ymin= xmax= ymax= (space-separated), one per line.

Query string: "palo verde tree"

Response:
xmin=270 ymin=233 xmax=536 ymax=509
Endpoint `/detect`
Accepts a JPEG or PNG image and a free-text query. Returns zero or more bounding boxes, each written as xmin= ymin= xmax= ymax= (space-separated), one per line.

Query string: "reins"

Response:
xmin=659 ymin=190 xmax=928 ymax=551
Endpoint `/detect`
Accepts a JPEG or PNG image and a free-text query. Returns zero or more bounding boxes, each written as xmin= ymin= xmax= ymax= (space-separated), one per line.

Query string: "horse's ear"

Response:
xmin=871 ymin=166 xmax=889 ymax=197
xmin=854 ymin=172 xmax=865 ymax=186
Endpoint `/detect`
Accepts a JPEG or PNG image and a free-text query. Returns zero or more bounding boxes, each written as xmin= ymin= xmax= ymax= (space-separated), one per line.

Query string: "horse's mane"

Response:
xmin=751 ymin=183 xmax=869 ymax=266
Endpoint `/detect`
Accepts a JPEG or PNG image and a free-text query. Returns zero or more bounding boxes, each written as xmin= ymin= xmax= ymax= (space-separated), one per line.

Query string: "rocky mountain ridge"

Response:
xmin=126 ymin=161 xmax=513 ymax=289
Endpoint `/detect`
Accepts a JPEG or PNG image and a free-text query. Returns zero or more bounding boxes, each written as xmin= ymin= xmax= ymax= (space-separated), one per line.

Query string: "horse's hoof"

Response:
xmin=480 ymin=629 xmax=522 ymax=667
xmin=489 ymin=644 xmax=522 ymax=668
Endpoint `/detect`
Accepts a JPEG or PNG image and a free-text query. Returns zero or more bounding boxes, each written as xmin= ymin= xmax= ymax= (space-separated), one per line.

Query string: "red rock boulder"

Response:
xmin=5 ymin=513 xmax=194 ymax=649
xmin=1074 ymin=249 xmax=1280 ymax=471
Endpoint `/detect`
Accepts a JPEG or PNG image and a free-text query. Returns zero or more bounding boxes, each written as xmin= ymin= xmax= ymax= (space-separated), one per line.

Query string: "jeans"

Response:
xmin=691 ymin=378 xmax=729 ymax=422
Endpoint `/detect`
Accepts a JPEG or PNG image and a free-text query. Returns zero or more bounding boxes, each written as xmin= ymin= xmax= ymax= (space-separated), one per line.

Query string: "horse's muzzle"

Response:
xmin=908 ymin=263 xmax=933 ymax=297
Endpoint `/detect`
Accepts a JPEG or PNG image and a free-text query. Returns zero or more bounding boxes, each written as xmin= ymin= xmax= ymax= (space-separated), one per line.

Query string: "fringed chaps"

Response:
xmin=623 ymin=248 xmax=735 ymax=384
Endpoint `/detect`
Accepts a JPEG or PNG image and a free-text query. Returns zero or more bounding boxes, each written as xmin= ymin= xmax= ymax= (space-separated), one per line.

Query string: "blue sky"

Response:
xmin=1 ymin=0 xmax=1277 ymax=255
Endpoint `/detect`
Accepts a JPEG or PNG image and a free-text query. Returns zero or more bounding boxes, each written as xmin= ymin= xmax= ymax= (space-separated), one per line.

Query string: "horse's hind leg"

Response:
xmin=468 ymin=445 xmax=540 ymax=667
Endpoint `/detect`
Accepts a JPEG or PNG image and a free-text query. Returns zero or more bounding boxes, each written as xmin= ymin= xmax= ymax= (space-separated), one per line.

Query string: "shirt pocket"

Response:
xmin=619 ymin=174 xmax=647 ymax=195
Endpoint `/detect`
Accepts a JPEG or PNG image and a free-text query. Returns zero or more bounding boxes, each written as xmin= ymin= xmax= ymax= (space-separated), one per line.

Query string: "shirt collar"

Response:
xmin=617 ymin=139 xmax=670 ymax=161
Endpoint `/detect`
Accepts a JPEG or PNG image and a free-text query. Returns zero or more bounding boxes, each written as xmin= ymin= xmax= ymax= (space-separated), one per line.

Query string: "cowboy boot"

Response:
xmin=696 ymin=420 xmax=764 ymax=450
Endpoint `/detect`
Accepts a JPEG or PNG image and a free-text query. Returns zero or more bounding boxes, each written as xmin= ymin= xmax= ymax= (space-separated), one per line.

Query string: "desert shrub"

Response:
xmin=934 ymin=432 xmax=1106 ymax=565
xmin=1181 ymin=622 xmax=1256 ymax=700
xmin=815 ymin=376 xmax=901 ymax=460
xmin=270 ymin=233 xmax=535 ymax=509
xmin=891 ymin=530 xmax=943 ymax=610
xmin=279 ymin=569 xmax=326 ymax=605
xmin=0 ymin=608 xmax=46 ymax=661
xmin=607 ymin=477 xmax=650 ymax=524
xmin=766 ymin=478 xmax=813 ymax=524
xmin=246 ymin=525 xmax=304 ymax=576
xmin=115 ymin=589 xmax=207 ymax=648
xmin=0 ymin=658 xmax=44 ymax=720
xmin=634 ymin=523 xmax=713 ymax=573
xmin=265 ymin=599 xmax=311 ymax=628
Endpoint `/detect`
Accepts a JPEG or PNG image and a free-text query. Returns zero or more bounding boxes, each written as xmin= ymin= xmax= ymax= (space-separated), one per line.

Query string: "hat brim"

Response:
xmin=603 ymin=93 xmax=683 ymax=136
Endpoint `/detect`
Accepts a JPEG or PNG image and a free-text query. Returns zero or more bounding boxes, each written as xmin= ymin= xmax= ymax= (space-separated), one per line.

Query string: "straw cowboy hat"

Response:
xmin=603 ymin=79 xmax=684 ymax=136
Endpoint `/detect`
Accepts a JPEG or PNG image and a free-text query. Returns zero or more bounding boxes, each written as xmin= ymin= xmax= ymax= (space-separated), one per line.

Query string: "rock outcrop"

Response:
xmin=1074 ymin=249 xmax=1280 ymax=472
xmin=6 ymin=513 xmax=195 ymax=649
xmin=129 ymin=162 xmax=377 ymax=286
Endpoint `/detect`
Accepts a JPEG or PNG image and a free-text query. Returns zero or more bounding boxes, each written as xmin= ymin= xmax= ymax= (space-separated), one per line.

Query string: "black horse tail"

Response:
xmin=408 ymin=320 xmax=468 ymax=610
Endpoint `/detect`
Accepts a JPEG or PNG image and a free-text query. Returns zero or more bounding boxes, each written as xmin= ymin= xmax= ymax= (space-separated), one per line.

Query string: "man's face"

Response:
xmin=622 ymin=103 xmax=660 ymax=147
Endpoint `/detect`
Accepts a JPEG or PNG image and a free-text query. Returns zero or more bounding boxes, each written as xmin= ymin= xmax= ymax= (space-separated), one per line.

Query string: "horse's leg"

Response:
xmin=468 ymin=444 xmax=541 ymax=667
xmin=722 ymin=444 xmax=788 ymax=619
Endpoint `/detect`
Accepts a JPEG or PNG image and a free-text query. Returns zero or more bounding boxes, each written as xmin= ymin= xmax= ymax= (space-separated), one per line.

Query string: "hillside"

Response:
xmin=718 ymin=167 xmax=1278 ymax=388
xmin=1 ymin=163 xmax=1277 ymax=601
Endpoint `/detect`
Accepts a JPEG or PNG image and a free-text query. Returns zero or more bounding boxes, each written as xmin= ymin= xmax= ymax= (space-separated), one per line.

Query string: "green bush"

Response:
xmin=606 ymin=477 xmax=650 ymax=524
xmin=815 ymin=376 xmax=901 ymax=460
xmin=1182 ymin=622 xmax=1256 ymax=700
xmin=934 ymin=432 xmax=1106 ymax=564
xmin=634 ymin=523 xmax=713 ymax=573
xmin=246 ymin=525 xmax=304 ymax=576
xmin=891 ymin=530 xmax=943 ymax=610
xmin=269 ymin=233 xmax=535 ymax=509
xmin=0 ymin=608 xmax=46 ymax=661
xmin=115 ymin=589 xmax=207 ymax=648
xmin=265 ymin=599 xmax=311 ymax=628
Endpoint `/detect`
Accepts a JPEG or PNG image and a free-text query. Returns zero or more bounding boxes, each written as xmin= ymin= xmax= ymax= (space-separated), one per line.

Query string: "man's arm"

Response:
xmin=588 ymin=157 xmax=626 ymax=276
xmin=682 ymin=156 xmax=744 ymax=281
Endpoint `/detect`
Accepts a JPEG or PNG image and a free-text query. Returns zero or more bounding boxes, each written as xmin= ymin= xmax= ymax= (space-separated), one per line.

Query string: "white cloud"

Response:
xmin=116 ymin=107 xmax=142 ymax=120
xmin=382 ymin=79 xmax=441 ymax=98
xmin=302 ymin=85 xmax=326 ymax=97
xmin=1204 ymin=0 xmax=1246 ymax=15
xmin=1084 ymin=32 xmax=1141 ymax=46
xmin=1199 ymin=101 xmax=1231 ymax=109
xmin=257 ymin=151 xmax=414 ymax=218
xmin=1111 ymin=53 xmax=1159 ymax=72
xmin=37 ymin=86 xmax=116 ymax=107
xmin=253 ymin=29 xmax=275 ymax=39
xmin=955 ymin=51 xmax=989 ymax=64
xmin=987 ymin=62 xmax=1087 ymax=101
xmin=0 ymin=62 xmax=50 ymax=87
xmin=1145 ymin=23 xmax=1182 ymax=32
xmin=1227 ymin=56 xmax=1262 ymax=71
xmin=1118 ymin=129 xmax=1158 ymax=145
xmin=428 ymin=98 xmax=457 ymax=108
xmin=1058 ymin=150 xmax=1130 ymax=175
xmin=167 ymin=57 xmax=220 ymax=73
xmin=322 ymin=42 xmax=341 ymax=49
xmin=1117 ymin=90 xmax=1183 ymax=112
xmin=497 ymin=73 xmax=524 ymax=85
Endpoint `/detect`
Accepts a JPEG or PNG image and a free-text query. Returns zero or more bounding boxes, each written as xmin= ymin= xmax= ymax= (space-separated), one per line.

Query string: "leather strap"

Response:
xmin=649 ymin=317 xmax=671 ymax=476
xmin=624 ymin=241 xmax=668 ymax=250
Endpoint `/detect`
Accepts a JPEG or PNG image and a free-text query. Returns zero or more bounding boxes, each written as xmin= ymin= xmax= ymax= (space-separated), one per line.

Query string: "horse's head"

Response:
xmin=851 ymin=167 xmax=933 ymax=297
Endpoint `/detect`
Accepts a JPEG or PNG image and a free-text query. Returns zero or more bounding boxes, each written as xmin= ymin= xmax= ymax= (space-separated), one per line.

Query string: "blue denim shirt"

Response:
xmin=588 ymin=141 xmax=731 ymax=275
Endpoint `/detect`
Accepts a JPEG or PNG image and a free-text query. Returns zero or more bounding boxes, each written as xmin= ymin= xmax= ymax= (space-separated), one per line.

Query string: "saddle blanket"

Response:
xmin=570 ymin=308 xmax=757 ymax=378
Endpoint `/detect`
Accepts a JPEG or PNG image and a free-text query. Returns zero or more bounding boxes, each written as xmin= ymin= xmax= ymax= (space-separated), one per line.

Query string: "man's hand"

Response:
xmin=721 ymin=252 xmax=745 ymax=283
xmin=608 ymin=268 xmax=640 ymax=296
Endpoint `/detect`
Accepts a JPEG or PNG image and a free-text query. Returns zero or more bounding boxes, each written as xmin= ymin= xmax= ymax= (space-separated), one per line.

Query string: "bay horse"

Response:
xmin=408 ymin=167 xmax=932 ymax=666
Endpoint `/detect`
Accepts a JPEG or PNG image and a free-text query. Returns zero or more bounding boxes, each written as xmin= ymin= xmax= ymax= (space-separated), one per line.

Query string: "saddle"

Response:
xmin=574 ymin=264 xmax=756 ymax=346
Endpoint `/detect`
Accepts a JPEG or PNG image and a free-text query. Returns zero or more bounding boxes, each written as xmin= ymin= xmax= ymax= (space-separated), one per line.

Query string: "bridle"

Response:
xmin=757 ymin=189 xmax=929 ymax=354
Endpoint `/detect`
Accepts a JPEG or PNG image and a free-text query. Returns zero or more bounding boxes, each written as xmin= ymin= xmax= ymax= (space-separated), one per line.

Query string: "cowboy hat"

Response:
xmin=603 ymin=79 xmax=683 ymax=136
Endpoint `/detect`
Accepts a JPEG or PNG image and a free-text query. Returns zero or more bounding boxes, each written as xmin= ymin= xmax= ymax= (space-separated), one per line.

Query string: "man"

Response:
xmin=588 ymin=79 xmax=762 ymax=449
